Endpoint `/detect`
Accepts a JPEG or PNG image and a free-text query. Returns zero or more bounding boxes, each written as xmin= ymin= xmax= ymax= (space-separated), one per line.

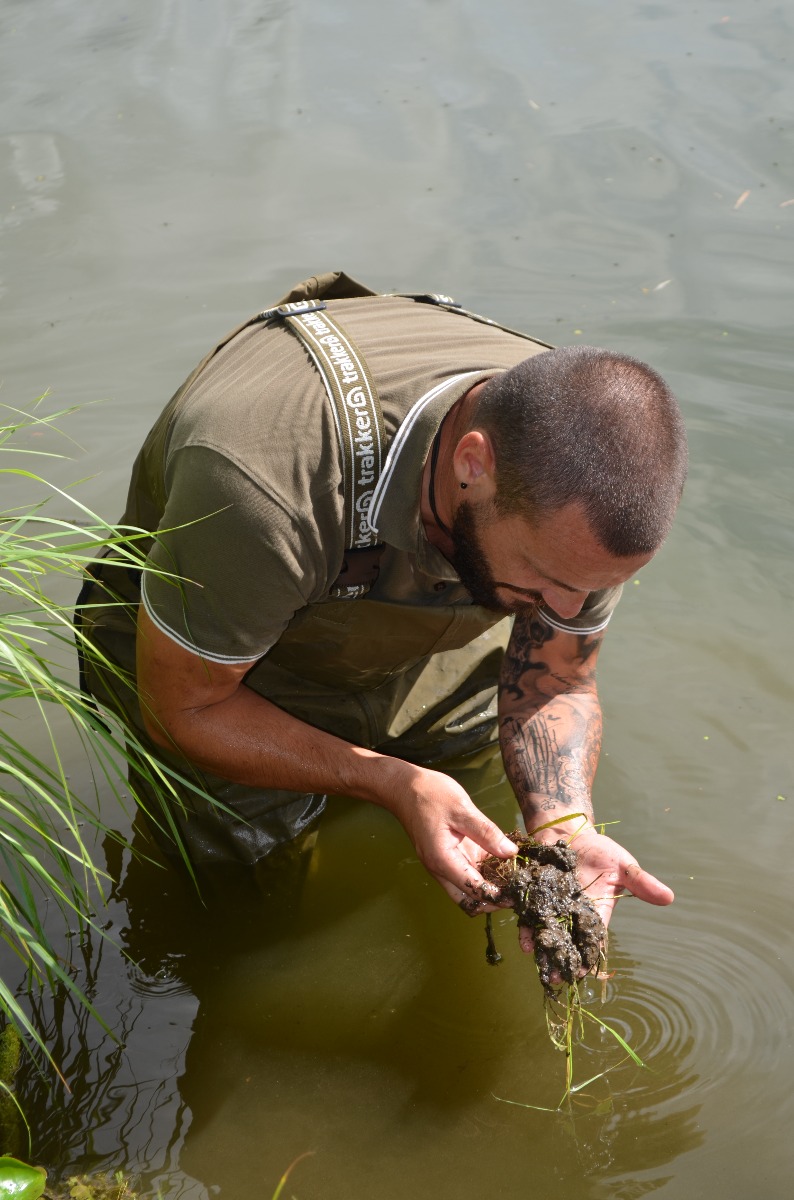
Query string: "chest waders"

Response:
xmin=76 ymin=274 xmax=514 ymax=868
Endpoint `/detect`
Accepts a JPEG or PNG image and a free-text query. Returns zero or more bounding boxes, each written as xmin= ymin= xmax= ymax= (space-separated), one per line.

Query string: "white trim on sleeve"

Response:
xmin=536 ymin=607 xmax=613 ymax=636
xmin=141 ymin=575 xmax=267 ymax=665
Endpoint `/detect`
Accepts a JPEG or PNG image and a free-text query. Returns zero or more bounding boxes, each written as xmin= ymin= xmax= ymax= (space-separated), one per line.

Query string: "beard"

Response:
xmin=449 ymin=499 xmax=542 ymax=615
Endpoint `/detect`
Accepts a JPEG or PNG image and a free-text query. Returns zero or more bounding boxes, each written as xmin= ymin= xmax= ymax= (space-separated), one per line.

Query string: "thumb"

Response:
xmin=455 ymin=804 xmax=518 ymax=859
xmin=622 ymin=861 xmax=675 ymax=906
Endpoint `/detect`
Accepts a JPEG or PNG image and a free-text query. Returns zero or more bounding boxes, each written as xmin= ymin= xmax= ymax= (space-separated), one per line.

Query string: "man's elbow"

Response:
xmin=138 ymin=693 xmax=184 ymax=754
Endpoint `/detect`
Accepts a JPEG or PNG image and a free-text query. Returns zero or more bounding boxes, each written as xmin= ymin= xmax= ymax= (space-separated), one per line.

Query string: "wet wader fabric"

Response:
xmin=78 ymin=558 xmax=510 ymax=867
xmin=77 ymin=273 xmax=514 ymax=868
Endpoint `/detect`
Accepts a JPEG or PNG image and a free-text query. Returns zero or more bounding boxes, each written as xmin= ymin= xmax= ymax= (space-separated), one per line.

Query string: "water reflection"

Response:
xmin=15 ymin=886 xmax=195 ymax=1189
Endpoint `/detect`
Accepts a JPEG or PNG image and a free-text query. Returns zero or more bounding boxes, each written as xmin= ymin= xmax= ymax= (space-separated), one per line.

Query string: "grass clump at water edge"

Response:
xmin=0 ymin=398 xmax=224 ymax=1093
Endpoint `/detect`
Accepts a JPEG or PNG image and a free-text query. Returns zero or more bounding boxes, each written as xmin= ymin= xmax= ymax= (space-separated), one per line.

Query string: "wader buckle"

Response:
xmin=424 ymin=293 xmax=461 ymax=307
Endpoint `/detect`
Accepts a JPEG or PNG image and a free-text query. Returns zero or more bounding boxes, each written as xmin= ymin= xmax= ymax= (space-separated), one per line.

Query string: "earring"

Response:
xmin=460 ymin=482 xmax=467 ymax=489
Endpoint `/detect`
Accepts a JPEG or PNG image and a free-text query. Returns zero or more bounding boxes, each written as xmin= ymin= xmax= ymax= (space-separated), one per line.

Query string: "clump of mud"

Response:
xmin=480 ymin=831 xmax=606 ymax=995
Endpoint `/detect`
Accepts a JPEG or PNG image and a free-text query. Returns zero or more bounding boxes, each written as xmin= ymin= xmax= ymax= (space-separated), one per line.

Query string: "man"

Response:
xmin=79 ymin=271 xmax=685 ymax=945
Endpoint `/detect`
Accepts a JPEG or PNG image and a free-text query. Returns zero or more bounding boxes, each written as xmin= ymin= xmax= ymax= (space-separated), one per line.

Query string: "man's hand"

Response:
xmin=517 ymin=819 xmax=674 ymax=955
xmin=384 ymin=765 xmax=518 ymax=911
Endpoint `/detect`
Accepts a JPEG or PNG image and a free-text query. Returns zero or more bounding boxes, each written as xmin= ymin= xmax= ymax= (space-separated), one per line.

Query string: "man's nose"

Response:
xmin=542 ymin=589 xmax=587 ymax=619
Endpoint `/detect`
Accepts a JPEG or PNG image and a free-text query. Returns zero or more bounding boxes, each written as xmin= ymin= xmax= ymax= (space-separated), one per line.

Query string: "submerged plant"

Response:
xmin=269 ymin=1151 xmax=314 ymax=1200
xmin=0 ymin=1158 xmax=145 ymax=1200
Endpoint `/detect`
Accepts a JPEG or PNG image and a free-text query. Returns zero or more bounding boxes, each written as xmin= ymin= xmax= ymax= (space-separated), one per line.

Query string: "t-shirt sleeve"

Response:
xmin=537 ymin=584 xmax=623 ymax=635
xmin=141 ymin=445 xmax=335 ymax=662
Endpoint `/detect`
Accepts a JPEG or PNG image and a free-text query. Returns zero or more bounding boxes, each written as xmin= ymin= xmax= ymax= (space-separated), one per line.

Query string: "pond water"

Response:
xmin=1 ymin=1 xmax=793 ymax=1197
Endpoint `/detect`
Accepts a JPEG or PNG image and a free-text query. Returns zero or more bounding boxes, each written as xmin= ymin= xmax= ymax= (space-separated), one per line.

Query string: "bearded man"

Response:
xmin=78 ymin=272 xmax=686 ymax=943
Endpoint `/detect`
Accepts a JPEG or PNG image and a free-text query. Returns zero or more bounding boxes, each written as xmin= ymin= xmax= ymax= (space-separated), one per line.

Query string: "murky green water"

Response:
xmin=2 ymin=1 xmax=793 ymax=1196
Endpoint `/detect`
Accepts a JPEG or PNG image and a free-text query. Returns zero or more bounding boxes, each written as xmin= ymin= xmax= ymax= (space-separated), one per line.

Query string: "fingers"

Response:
xmin=427 ymin=806 xmax=518 ymax=908
xmin=518 ymin=925 xmax=535 ymax=955
xmin=419 ymin=794 xmax=517 ymax=907
xmin=435 ymin=843 xmax=517 ymax=915
xmin=578 ymin=858 xmax=674 ymax=933
xmin=446 ymin=857 xmax=501 ymax=908
xmin=575 ymin=834 xmax=675 ymax=908
xmin=436 ymin=875 xmax=500 ymax=916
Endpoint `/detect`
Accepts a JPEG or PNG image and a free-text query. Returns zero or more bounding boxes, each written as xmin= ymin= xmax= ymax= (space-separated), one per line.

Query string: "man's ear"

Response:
xmin=452 ymin=429 xmax=497 ymax=491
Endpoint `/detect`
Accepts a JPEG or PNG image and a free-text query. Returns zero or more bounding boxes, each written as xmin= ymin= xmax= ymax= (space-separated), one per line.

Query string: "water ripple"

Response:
xmin=127 ymin=954 xmax=194 ymax=998
xmin=582 ymin=890 xmax=793 ymax=1120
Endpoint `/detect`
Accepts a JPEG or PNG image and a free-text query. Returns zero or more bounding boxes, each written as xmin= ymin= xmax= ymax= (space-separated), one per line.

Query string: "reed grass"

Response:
xmin=0 ymin=399 xmax=214 ymax=1079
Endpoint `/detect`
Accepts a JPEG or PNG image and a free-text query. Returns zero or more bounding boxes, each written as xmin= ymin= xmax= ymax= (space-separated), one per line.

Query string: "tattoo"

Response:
xmin=499 ymin=612 xmax=555 ymax=702
xmin=498 ymin=613 xmax=603 ymax=826
xmin=501 ymin=706 xmax=600 ymax=816
xmin=501 ymin=612 xmax=600 ymax=705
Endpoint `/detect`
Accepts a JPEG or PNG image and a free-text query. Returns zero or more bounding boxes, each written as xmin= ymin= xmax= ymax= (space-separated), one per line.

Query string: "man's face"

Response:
xmin=449 ymin=498 xmax=654 ymax=618
xmin=449 ymin=500 xmax=531 ymax=613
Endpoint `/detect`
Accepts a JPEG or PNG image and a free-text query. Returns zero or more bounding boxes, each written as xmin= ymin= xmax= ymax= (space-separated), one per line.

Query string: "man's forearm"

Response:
xmin=135 ymin=606 xmax=411 ymax=808
xmin=500 ymin=694 xmax=601 ymax=828
xmin=498 ymin=612 xmax=604 ymax=833
xmin=497 ymin=614 xmax=675 ymax=926
xmin=143 ymin=673 xmax=411 ymax=808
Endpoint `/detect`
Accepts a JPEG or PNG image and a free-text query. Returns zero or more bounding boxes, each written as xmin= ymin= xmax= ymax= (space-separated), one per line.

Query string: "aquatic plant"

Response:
xmin=483 ymin=815 xmax=645 ymax=1111
xmin=0 ymin=1153 xmax=314 ymax=1200
xmin=0 ymin=1157 xmax=144 ymax=1200
xmin=0 ymin=399 xmax=212 ymax=1083
xmin=0 ymin=1154 xmax=47 ymax=1200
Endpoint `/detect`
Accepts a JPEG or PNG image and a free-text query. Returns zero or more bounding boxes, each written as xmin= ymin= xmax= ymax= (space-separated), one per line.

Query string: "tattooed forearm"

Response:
xmin=499 ymin=613 xmax=604 ymax=827
xmin=500 ymin=701 xmax=601 ymax=820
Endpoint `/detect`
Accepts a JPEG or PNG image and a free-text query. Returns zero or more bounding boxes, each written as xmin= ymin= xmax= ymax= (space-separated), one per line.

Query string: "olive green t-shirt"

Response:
xmin=132 ymin=294 xmax=622 ymax=663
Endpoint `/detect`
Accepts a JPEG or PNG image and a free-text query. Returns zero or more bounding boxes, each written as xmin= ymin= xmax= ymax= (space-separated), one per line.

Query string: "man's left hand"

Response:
xmin=517 ymin=822 xmax=674 ymax=955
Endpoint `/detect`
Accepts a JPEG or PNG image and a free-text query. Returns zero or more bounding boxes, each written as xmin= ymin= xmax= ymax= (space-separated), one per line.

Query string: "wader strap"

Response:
xmin=255 ymin=300 xmax=387 ymax=599
xmin=392 ymin=292 xmax=555 ymax=350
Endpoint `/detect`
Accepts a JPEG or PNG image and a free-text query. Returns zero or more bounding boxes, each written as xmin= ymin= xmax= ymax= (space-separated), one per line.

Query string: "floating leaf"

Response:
xmin=0 ymin=1157 xmax=47 ymax=1200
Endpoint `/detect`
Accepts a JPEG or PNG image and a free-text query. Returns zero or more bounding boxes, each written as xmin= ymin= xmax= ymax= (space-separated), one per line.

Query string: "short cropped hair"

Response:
xmin=472 ymin=346 xmax=688 ymax=556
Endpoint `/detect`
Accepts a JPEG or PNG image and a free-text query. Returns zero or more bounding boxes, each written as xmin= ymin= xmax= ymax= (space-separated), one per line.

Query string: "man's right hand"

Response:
xmin=381 ymin=763 xmax=518 ymax=911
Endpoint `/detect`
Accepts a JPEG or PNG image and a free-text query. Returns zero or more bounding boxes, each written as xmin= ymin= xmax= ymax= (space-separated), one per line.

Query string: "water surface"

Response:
xmin=1 ymin=2 xmax=792 ymax=1197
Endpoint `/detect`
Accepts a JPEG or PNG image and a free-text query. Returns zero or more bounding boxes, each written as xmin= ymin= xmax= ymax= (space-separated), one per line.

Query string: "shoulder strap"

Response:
xmin=391 ymin=291 xmax=555 ymax=350
xmin=255 ymin=298 xmax=387 ymax=599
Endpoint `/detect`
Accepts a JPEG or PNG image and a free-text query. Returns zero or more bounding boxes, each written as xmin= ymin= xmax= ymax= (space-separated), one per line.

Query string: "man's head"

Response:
xmin=469 ymin=345 xmax=688 ymax=558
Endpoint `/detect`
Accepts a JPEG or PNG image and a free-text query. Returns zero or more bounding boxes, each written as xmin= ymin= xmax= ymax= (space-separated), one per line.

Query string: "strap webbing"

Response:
xmin=256 ymin=299 xmax=387 ymax=598
xmin=391 ymin=292 xmax=555 ymax=350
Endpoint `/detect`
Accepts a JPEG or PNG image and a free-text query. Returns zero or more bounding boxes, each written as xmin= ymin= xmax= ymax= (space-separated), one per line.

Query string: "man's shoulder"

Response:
xmin=164 ymin=320 xmax=338 ymax=497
